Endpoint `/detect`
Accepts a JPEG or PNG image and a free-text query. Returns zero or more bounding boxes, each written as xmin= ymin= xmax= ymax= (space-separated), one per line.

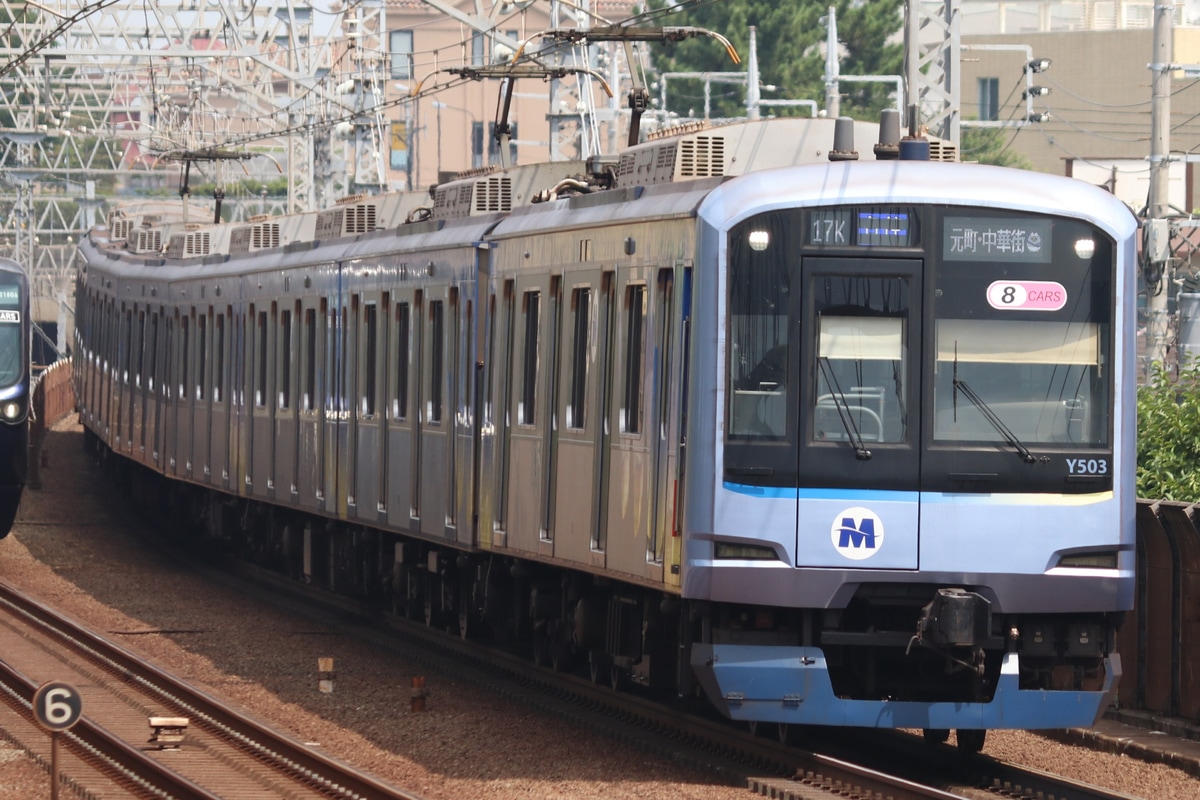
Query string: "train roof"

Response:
xmin=93 ymin=113 xmax=1142 ymax=270
xmin=697 ymin=159 xmax=1139 ymax=239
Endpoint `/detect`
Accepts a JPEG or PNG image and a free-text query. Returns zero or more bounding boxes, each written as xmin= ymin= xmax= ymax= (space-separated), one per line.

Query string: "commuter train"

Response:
xmin=73 ymin=113 xmax=1138 ymax=752
xmin=0 ymin=258 xmax=29 ymax=538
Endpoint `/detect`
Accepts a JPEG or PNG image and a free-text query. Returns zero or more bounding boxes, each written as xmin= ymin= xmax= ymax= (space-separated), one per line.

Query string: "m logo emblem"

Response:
xmin=830 ymin=507 xmax=884 ymax=560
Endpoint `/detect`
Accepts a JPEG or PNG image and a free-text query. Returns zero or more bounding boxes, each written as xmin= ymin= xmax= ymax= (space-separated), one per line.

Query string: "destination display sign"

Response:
xmin=944 ymin=216 xmax=1052 ymax=263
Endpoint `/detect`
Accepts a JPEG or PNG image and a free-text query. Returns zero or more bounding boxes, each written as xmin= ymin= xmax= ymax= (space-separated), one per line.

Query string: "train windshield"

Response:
xmin=0 ymin=275 xmax=23 ymax=387
xmin=931 ymin=213 xmax=1111 ymax=450
xmin=724 ymin=206 xmax=1114 ymax=493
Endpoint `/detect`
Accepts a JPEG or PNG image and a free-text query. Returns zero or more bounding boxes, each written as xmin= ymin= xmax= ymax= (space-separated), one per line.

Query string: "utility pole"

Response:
xmin=1146 ymin=2 xmax=1174 ymax=368
xmin=824 ymin=6 xmax=839 ymax=118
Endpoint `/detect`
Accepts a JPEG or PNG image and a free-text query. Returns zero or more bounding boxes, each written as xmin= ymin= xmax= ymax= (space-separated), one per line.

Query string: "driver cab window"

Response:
xmin=815 ymin=314 xmax=906 ymax=443
xmin=728 ymin=214 xmax=792 ymax=439
xmin=810 ymin=275 xmax=910 ymax=445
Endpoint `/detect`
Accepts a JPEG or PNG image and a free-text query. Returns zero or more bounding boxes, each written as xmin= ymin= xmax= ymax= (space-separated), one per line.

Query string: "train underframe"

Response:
xmin=90 ymin=431 xmax=1120 ymax=744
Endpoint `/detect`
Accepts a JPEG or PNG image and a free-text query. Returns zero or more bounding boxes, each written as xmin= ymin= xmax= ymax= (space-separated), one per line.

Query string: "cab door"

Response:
xmin=794 ymin=257 xmax=922 ymax=570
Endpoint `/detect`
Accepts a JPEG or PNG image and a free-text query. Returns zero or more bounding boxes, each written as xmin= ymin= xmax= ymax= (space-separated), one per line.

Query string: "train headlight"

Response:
xmin=1 ymin=401 xmax=20 ymax=420
xmin=1056 ymin=551 xmax=1117 ymax=569
xmin=1074 ymin=238 xmax=1096 ymax=259
xmin=714 ymin=542 xmax=777 ymax=560
xmin=748 ymin=230 xmax=770 ymax=251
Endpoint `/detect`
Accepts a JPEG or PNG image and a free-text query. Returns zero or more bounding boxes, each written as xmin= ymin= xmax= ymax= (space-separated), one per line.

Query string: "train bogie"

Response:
xmin=74 ymin=114 xmax=1138 ymax=733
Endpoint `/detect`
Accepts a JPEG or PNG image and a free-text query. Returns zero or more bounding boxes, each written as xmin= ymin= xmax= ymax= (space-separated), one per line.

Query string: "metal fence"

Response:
xmin=1123 ymin=499 xmax=1200 ymax=720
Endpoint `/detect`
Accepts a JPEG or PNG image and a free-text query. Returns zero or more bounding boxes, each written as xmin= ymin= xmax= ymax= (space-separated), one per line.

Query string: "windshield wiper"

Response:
xmin=952 ymin=354 xmax=1045 ymax=465
xmin=818 ymin=357 xmax=872 ymax=460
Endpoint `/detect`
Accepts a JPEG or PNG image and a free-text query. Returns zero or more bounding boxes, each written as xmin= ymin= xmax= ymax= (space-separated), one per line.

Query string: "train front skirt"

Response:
xmin=691 ymin=645 xmax=1120 ymax=729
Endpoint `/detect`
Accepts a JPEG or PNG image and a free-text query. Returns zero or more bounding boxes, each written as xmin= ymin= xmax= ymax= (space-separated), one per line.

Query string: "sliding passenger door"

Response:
xmin=274 ymin=302 xmax=297 ymax=501
xmin=601 ymin=273 xmax=656 ymax=578
xmin=192 ymin=309 xmax=210 ymax=481
xmin=417 ymin=290 xmax=449 ymax=541
xmin=551 ymin=273 xmax=603 ymax=564
xmin=385 ymin=293 xmax=415 ymax=529
xmin=209 ymin=310 xmax=229 ymax=488
xmin=351 ymin=292 xmax=384 ymax=518
xmin=247 ymin=304 xmax=274 ymax=498
xmin=297 ymin=298 xmax=324 ymax=511
xmin=505 ymin=276 xmax=550 ymax=555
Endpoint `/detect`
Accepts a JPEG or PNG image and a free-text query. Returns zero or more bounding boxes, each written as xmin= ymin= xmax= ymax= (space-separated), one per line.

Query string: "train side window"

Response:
xmin=361 ymin=303 xmax=376 ymax=417
xmin=214 ymin=313 xmax=225 ymax=403
xmin=429 ymin=299 xmax=444 ymax=423
xmin=196 ymin=312 xmax=208 ymax=401
xmin=567 ymin=287 xmax=589 ymax=430
xmin=279 ymin=308 xmax=292 ymax=411
xmin=520 ymin=291 xmax=539 ymax=426
xmin=394 ymin=302 xmax=409 ymax=420
xmin=255 ymin=310 xmax=268 ymax=408
xmin=622 ymin=284 xmax=645 ymax=435
xmin=303 ymin=308 xmax=316 ymax=412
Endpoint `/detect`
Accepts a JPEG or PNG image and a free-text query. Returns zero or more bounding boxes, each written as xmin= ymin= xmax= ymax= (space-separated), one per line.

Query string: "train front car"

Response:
xmin=0 ymin=259 xmax=29 ymax=537
xmin=686 ymin=160 xmax=1136 ymax=746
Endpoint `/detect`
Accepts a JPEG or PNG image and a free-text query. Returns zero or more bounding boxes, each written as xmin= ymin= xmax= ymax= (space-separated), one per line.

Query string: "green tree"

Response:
xmin=646 ymin=0 xmax=903 ymax=121
xmin=1137 ymin=359 xmax=1200 ymax=501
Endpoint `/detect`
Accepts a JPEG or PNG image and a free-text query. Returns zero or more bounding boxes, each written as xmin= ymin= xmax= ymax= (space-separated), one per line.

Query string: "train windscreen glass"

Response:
xmin=0 ymin=276 xmax=22 ymax=387
xmin=724 ymin=205 xmax=1114 ymax=491
xmin=931 ymin=213 xmax=1112 ymax=450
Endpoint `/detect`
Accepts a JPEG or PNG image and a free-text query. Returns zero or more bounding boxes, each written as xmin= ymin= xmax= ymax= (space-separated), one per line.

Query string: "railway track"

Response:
xmin=0 ymin=581 xmax=423 ymax=799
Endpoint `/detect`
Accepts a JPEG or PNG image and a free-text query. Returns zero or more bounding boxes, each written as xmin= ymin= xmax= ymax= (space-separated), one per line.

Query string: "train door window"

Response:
xmin=542 ymin=278 xmax=563 ymax=539
xmin=196 ymin=312 xmax=208 ymax=401
xmin=567 ymin=287 xmax=590 ymax=430
xmin=448 ymin=289 xmax=460 ymax=527
xmin=651 ymin=269 xmax=676 ymax=563
xmin=497 ymin=282 xmax=515 ymax=529
xmin=622 ymin=284 xmax=646 ymax=435
xmin=214 ymin=313 xmax=225 ymax=403
xmin=179 ymin=315 xmax=190 ymax=400
xmin=411 ymin=290 xmax=424 ymax=520
xmin=361 ymin=303 xmax=376 ymax=417
xmin=163 ymin=317 xmax=173 ymax=402
xmin=394 ymin=302 xmax=409 ymax=420
xmin=135 ymin=311 xmax=146 ymax=388
xmin=122 ymin=308 xmax=133 ymax=383
xmin=429 ymin=299 xmax=444 ymax=423
xmin=594 ymin=272 xmax=616 ymax=553
xmin=484 ymin=293 xmax=496 ymax=426
xmin=279 ymin=308 xmax=292 ymax=410
xmin=337 ymin=306 xmax=347 ymax=417
xmin=104 ymin=298 xmax=113 ymax=371
xmin=147 ymin=313 xmax=159 ymax=393
xmin=303 ymin=308 xmax=316 ymax=412
xmin=256 ymin=310 xmax=268 ymax=408
xmin=812 ymin=279 xmax=909 ymax=445
xmin=520 ymin=290 xmax=539 ymax=426
xmin=656 ymin=270 xmax=675 ymax=440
